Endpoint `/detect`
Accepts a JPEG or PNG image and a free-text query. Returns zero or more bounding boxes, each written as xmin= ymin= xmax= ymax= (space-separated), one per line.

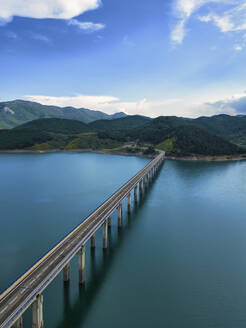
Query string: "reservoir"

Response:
xmin=0 ymin=153 xmax=246 ymax=328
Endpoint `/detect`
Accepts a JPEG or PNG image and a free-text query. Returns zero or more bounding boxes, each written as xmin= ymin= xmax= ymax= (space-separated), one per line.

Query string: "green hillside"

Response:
xmin=193 ymin=114 xmax=246 ymax=147
xmin=15 ymin=118 xmax=93 ymax=134
xmin=156 ymin=125 xmax=242 ymax=156
xmin=0 ymin=129 xmax=52 ymax=150
xmin=95 ymin=116 xmax=243 ymax=156
xmin=0 ymin=100 xmax=126 ymax=129
xmin=0 ymin=115 xmax=245 ymax=157
xmin=89 ymin=115 xmax=151 ymax=130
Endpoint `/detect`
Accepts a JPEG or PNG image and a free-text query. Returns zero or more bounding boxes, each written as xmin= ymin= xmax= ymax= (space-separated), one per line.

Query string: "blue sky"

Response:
xmin=1 ymin=0 xmax=246 ymax=117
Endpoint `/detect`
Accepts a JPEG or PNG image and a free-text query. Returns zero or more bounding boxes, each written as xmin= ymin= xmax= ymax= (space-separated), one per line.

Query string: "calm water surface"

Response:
xmin=0 ymin=153 xmax=246 ymax=328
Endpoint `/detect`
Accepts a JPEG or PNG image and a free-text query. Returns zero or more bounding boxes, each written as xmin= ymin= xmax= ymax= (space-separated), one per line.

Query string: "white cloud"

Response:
xmin=198 ymin=3 xmax=246 ymax=33
xmin=24 ymin=92 xmax=246 ymax=118
xmin=25 ymin=94 xmax=184 ymax=116
xmin=171 ymin=0 xmax=222 ymax=44
xmin=172 ymin=0 xmax=246 ymax=46
xmin=25 ymin=94 xmax=120 ymax=112
xmin=0 ymin=0 xmax=101 ymax=24
xmin=198 ymin=1 xmax=246 ymax=49
xmin=30 ymin=33 xmax=51 ymax=43
xmin=234 ymin=44 xmax=243 ymax=51
xmin=203 ymin=92 xmax=246 ymax=114
xmin=67 ymin=19 xmax=105 ymax=32
xmin=5 ymin=31 xmax=17 ymax=38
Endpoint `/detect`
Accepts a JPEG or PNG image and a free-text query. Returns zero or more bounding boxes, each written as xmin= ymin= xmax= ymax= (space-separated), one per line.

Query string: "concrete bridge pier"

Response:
xmin=108 ymin=216 xmax=111 ymax=228
xmin=91 ymin=234 xmax=95 ymax=249
xmin=118 ymin=203 xmax=122 ymax=227
xmin=144 ymin=175 xmax=148 ymax=187
xmin=12 ymin=316 xmax=23 ymax=328
xmin=32 ymin=294 xmax=43 ymax=328
xmin=63 ymin=263 xmax=70 ymax=283
xmin=134 ymin=186 xmax=138 ymax=203
xmin=128 ymin=193 xmax=131 ymax=213
xmin=139 ymin=180 xmax=143 ymax=196
xmin=103 ymin=221 xmax=108 ymax=249
xmin=78 ymin=246 xmax=85 ymax=285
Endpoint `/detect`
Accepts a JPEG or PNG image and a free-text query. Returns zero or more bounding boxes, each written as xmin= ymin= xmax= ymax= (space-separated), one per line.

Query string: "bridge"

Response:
xmin=0 ymin=151 xmax=165 ymax=328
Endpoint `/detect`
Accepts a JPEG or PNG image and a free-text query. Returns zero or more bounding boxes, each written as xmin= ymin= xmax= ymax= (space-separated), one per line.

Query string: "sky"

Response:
xmin=1 ymin=0 xmax=246 ymax=118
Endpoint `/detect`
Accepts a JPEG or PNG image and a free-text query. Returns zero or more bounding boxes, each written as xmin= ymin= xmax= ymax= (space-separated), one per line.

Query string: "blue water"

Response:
xmin=0 ymin=153 xmax=246 ymax=327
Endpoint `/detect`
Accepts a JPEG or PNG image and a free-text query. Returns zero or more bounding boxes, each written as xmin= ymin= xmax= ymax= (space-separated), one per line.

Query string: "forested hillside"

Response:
xmin=0 ymin=116 xmax=244 ymax=158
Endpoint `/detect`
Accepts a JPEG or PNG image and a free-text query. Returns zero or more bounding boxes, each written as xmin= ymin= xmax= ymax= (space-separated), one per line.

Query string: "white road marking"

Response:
xmin=9 ymin=296 xmax=18 ymax=305
xmin=20 ymin=289 xmax=26 ymax=294
xmin=0 ymin=306 xmax=8 ymax=314
xmin=28 ymin=279 xmax=35 ymax=286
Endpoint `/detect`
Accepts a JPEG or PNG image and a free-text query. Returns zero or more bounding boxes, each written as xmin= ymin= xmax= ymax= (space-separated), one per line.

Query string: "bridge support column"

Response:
xmin=118 ymin=203 xmax=122 ymax=227
xmin=108 ymin=216 xmax=111 ymax=228
xmin=63 ymin=263 xmax=70 ymax=283
xmin=128 ymin=193 xmax=131 ymax=213
xmin=139 ymin=180 xmax=143 ymax=196
xmin=134 ymin=186 xmax=138 ymax=203
xmin=12 ymin=316 xmax=23 ymax=328
xmin=103 ymin=221 xmax=108 ymax=249
xmin=91 ymin=234 xmax=95 ymax=248
xmin=78 ymin=246 xmax=85 ymax=285
xmin=32 ymin=294 xmax=43 ymax=328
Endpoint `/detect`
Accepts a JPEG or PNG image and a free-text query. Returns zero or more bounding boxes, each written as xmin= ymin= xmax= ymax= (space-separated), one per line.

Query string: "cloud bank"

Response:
xmin=0 ymin=0 xmax=101 ymax=23
xmin=25 ymin=92 xmax=246 ymax=118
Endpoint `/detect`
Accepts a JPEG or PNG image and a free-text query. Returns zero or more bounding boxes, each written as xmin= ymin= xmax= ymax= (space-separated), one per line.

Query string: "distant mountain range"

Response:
xmin=0 ymin=99 xmax=246 ymax=157
xmin=0 ymin=99 xmax=127 ymax=129
xmin=0 ymin=114 xmax=246 ymax=158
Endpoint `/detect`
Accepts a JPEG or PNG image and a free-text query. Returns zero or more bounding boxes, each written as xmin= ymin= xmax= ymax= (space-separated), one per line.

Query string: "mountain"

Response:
xmin=89 ymin=115 xmax=151 ymax=131
xmin=0 ymin=129 xmax=52 ymax=150
xmin=0 ymin=100 xmax=127 ymax=129
xmin=156 ymin=125 xmax=242 ymax=156
xmin=96 ymin=116 xmax=242 ymax=156
xmin=0 ymin=114 xmax=245 ymax=157
xmin=15 ymin=118 xmax=93 ymax=134
xmin=192 ymin=114 xmax=246 ymax=148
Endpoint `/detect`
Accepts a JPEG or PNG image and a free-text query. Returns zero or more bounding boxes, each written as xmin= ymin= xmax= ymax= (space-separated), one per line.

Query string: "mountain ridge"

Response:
xmin=0 ymin=99 xmax=127 ymax=129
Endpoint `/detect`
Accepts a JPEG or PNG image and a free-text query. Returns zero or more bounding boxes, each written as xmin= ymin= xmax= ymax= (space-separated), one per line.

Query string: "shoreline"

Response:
xmin=165 ymin=155 xmax=246 ymax=162
xmin=0 ymin=148 xmax=155 ymax=159
xmin=0 ymin=148 xmax=246 ymax=161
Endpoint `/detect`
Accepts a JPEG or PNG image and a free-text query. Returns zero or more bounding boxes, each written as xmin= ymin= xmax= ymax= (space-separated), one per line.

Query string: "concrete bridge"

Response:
xmin=0 ymin=151 xmax=165 ymax=328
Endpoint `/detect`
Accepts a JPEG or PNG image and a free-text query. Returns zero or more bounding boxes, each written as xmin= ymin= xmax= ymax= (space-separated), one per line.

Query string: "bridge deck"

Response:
xmin=0 ymin=152 xmax=164 ymax=328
